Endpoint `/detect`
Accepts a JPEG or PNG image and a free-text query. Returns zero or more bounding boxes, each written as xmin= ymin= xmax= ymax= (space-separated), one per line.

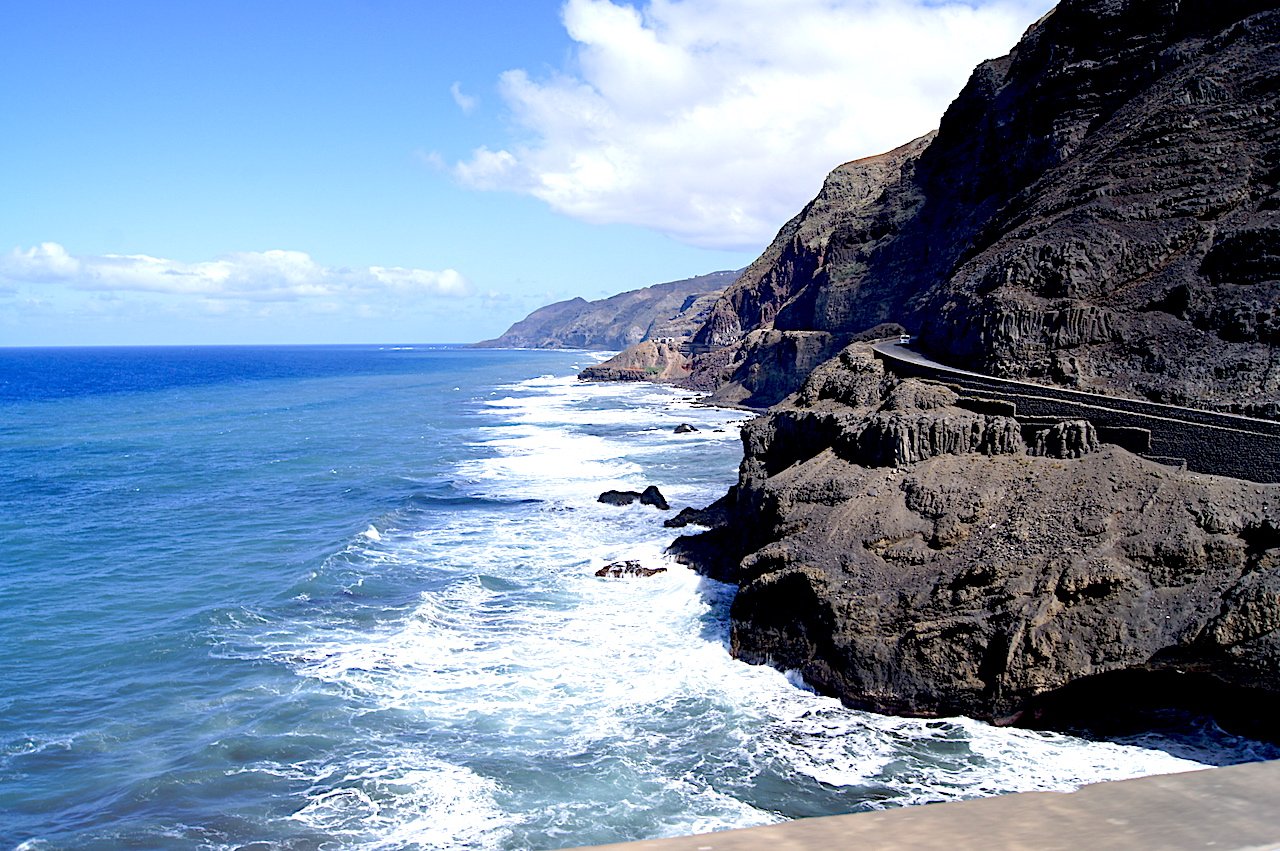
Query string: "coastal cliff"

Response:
xmin=687 ymin=0 xmax=1280 ymax=420
xmin=665 ymin=0 xmax=1280 ymax=738
xmin=472 ymin=269 xmax=736 ymax=350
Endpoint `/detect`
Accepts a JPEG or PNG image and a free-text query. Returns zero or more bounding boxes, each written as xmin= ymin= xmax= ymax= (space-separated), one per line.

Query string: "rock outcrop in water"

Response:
xmin=473 ymin=270 xmax=736 ymax=351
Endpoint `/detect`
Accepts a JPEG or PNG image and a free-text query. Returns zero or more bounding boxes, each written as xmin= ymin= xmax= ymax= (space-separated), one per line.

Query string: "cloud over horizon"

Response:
xmin=0 ymin=243 xmax=472 ymax=302
xmin=455 ymin=0 xmax=1053 ymax=250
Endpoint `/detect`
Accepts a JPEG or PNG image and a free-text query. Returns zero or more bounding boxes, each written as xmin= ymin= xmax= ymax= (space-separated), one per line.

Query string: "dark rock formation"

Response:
xmin=640 ymin=485 xmax=670 ymax=510
xmin=598 ymin=487 xmax=669 ymax=510
xmin=473 ymin=270 xmax=737 ymax=350
xmin=693 ymin=136 xmax=935 ymax=350
xmin=596 ymin=560 xmax=668 ymax=578
xmin=598 ymin=490 xmax=642 ymax=506
xmin=674 ymin=423 xmax=699 ymax=434
xmin=670 ymin=345 xmax=1280 ymax=733
xmin=664 ymin=487 xmax=737 ymax=529
xmin=687 ymin=0 xmax=1280 ymax=421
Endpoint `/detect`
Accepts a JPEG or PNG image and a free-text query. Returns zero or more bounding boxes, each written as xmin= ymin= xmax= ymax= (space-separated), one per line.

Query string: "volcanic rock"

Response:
xmin=669 ymin=349 xmax=1280 ymax=733
xmin=598 ymin=486 xmax=670 ymax=510
xmin=664 ymin=488 xmax=738 ymax=529
xmin=598 ymin=490 xmax=642 ymax=506
xmin=640 ymin=485 xmax=670 ymax=510
xmin=687 ymin=0 xmax=1280 ymax=420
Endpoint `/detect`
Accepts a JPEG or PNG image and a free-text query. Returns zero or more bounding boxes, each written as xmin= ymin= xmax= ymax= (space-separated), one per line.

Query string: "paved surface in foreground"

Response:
xmin=560 ymin=759 xmax=1280 ymax=851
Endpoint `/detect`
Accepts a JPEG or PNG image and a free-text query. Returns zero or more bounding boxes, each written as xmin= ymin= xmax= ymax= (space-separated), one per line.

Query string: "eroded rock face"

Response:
xmin=579 ymin=340 xmax=691 ymax=382
xmin=670 ymin=344 xmax=1280 ymax=729
xmin=922 ymin=2 xmax=1280 ymax=418
xmin=700 ymin=325 xmax=907 ymax=408
xmin=693 ymin=137 xmax=934 ymax=351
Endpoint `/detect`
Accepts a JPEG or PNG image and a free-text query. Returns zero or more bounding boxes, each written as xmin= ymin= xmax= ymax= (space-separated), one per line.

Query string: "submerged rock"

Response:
xmin=595 ymin=560 xmax=667 ymax=578
xmin=598 ymin=490 xmax=642 ymax=506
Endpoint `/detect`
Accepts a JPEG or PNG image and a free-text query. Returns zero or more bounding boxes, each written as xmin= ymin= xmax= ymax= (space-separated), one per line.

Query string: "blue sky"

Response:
xmin=0 ymin=0 xmax=1052 ymax=346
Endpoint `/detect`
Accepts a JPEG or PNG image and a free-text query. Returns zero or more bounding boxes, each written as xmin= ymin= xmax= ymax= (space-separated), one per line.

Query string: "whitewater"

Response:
xmin=1 ymin=345 xmax=1273 ymax=851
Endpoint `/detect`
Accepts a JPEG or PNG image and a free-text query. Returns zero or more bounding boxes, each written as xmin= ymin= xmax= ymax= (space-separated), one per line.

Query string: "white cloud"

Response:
xmin=455 ymin=0 xmax=1053 ymax=250
xmin=0 ymin=243 xmax=472 ymax=301
xmin=451 ymin=81 xmax=479 ymax=114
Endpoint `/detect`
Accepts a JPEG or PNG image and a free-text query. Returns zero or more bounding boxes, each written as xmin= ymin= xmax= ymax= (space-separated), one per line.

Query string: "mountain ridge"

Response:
xmin=472 ymin=269 xmax=739 ymax=351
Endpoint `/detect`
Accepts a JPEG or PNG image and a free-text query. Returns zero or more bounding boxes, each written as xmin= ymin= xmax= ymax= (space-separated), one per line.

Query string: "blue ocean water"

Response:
xmin=1 ymin=345 xmax=1274 ymax=851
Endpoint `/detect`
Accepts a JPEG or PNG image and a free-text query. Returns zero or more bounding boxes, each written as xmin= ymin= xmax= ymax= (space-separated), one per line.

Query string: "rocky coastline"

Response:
xmin=668 ymin=343 xmax=1280 ymax=739
xmin=485 ymin=0 xmax=1280 ymax=741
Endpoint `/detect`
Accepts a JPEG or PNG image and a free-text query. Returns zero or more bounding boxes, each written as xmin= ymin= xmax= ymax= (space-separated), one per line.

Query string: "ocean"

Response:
xmin=2 ymin=344 xmax=1274 ymax=851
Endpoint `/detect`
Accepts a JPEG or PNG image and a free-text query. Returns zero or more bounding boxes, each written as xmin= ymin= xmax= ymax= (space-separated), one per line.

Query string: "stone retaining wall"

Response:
xmin=873 ymin=344 xmax=1280 ymax=483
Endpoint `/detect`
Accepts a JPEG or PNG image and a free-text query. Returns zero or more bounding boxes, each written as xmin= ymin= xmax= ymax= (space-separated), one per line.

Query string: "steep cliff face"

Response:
xmin=670 ymin=344 xmax=1280 ymax=732
xmin=473 ymin=269 xmax=737 ymax=350
xmin=924 ymin=0 xmax=1280 ymax=418
xmin=690 ymin=0 xmax=1280 ymax=419
xmin=693 ymin=134 xmax=934 ymax=349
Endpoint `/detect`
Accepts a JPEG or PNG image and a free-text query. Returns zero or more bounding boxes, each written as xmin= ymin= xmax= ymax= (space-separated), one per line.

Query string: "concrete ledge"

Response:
xmin=559 ymin=760 xmax=1280 ymax=851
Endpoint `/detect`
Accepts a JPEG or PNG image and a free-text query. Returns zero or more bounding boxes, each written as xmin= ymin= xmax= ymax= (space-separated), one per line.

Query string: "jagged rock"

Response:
xmin=664 ymin=507 xmax=704 ymax=528
xmin=702 ymin=330 xmax=852 ymax=409
xmin=595 ymin=560 xmax=667 ymax=578
xmin=598 ymin=490 xmax=642 ymax=506
xmin=1027 ymin=420 xmax=1101 ymax=458
xmin=640 ymin=485 xmax=670 ymax=510
xmin=664 ymin=488 xmax=738 ymax=529
xmin=598 ymin=487 xmax=669 ymax=509
xmin=674 ymin=423 xmax=699 ymax=433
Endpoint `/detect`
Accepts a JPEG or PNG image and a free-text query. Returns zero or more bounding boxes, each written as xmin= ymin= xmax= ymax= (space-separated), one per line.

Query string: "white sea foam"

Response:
xmin=287 ymin=755 xmax=517 ymax=851
xmin=254 ymin=371 xmax=1259 ymax=849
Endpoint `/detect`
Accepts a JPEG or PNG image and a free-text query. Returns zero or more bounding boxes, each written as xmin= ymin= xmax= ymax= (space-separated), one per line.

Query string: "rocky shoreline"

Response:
xmin=483 ymin=0 xmax=1280 ymax=742
xmin=668 ymin=343 xmax=1280 ymax=740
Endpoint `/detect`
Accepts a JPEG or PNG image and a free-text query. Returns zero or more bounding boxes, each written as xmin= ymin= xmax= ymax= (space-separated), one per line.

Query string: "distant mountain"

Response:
xmin=471 ymin=270 xmax=739 ymax=350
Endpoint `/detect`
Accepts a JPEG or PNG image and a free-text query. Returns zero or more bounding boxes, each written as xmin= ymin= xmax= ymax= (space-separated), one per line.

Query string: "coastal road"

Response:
xmin=870 ymin=340 xmax=1280 ymax=483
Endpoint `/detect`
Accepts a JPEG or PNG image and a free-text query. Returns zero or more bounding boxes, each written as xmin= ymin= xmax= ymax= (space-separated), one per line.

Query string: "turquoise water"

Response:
xmin=2 ymin=345 xmax=1273 ymax=851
